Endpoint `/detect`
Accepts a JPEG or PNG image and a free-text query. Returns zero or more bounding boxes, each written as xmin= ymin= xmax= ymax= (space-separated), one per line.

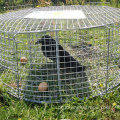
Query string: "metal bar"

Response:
xmin=106 ymin=27 xmax=110 ymax=94
xmin=55 ymin=30 xmax=62 ymax=102
xmin=14 ymin=35 xmax=20 ymax=98
xmin=28 ymin=33 xmax=33 ymax=72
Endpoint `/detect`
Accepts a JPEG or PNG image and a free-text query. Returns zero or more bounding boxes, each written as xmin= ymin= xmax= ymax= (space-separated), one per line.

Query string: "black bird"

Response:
xmin=35 ymin=35 xmax=85 ymax=73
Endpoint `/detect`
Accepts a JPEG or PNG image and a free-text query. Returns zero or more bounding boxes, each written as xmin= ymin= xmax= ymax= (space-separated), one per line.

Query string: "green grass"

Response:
xmin=0 ymin=87 xmax=120 ymax=120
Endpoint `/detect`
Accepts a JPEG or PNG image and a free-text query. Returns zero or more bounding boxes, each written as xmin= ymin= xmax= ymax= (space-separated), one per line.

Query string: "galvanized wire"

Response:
xmin=0 ymin=5 xmax=120 ymax=33
xmin=0 ymin=5 xmax=120 ymax=103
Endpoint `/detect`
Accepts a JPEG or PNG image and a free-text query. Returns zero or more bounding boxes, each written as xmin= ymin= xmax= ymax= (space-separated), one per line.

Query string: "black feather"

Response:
xmin=35 ymin=35 xmax=85 ymax=72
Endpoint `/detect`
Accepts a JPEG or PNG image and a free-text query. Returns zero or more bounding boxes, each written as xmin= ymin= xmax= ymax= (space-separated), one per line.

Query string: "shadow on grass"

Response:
xmin=23 ymin=62 xmax=91 ymax=103
xmin=0 ymin=65 xmax=6 ymax=75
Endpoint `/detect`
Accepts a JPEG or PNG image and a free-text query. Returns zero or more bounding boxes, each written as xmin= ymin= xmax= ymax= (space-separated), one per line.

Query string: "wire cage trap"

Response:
xmin=0 ymin=4 xmax=120 ymax=103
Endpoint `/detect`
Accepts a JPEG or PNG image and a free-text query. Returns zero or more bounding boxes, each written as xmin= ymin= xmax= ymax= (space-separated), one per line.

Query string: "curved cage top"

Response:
xmin=0 ymin=5 xmax=120 ymax=33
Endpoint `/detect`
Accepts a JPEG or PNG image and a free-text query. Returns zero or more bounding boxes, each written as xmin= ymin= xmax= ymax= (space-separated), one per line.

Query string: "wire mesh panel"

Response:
xmin=107 ymin=25 xmax=120 ymax=92
xmin=0 ymin=5 xmax=120 ymax=32
xmin=0 ymin=32 xmax=18 ymax=97
xmin=0 ymin=5 xmax=120 ymax=103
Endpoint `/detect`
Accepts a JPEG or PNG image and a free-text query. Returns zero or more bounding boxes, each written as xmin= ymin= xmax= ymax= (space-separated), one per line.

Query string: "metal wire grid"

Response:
xmin=0 ymin=24 xmax=120 ymax=103
xmin=0 ymin=5 xmax=120 ymax=103
xmin=0 ymin=5 xmax=120 ymax=33
xmin=17 ymin=31 xmax=90 ymax=103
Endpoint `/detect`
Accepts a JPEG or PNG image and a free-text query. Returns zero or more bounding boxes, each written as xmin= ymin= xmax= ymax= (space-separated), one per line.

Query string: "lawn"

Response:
xmin=0 ymin=86 xmax=120 ymax=120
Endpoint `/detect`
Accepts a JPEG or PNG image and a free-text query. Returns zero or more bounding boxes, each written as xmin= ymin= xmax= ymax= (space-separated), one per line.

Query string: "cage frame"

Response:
xmin=0 ymin=4 xmax=120 ymax=103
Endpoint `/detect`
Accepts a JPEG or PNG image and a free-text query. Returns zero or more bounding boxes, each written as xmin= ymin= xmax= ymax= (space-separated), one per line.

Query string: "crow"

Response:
xmin=35 ymin=35 xmax=86 ymax=73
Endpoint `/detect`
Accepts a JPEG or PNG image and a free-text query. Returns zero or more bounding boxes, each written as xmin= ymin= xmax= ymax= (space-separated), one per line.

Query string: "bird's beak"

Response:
xmin=35 ymin=39 xmax=42 ymax=44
